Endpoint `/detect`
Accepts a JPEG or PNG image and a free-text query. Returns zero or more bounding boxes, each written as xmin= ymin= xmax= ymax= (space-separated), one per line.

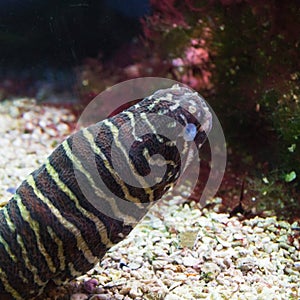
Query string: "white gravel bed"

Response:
xmin=0 ymin=98 xmax=74 ymax=205
xmin=0 ymin=98 xmax=299 ymax=300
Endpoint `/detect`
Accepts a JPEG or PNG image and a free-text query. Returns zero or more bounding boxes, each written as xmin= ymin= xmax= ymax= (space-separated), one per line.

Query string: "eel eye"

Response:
xmin=183 ymin=123 xmax=197 ymax=142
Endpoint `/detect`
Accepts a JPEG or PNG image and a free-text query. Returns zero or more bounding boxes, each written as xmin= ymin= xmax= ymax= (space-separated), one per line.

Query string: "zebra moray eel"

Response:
xmin=0 ymin=85 xmax=212 ymax=299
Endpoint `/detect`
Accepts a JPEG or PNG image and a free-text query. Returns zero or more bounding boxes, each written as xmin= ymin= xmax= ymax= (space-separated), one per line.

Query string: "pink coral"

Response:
xmin=181 ymin=69 xmax=213 ymax=90
xmin=185 ymin=47 xmax=209 ymax=65
xmin=171 ymin=38 xmax=213 ymax=90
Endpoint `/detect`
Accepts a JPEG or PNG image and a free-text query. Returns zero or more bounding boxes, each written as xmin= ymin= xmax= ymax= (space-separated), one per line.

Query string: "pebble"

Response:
xmin=129 ymin=282 xmax=143 ymax=298
xmin=182 ymin=256 xmax=200 ymax=267
xmin=70 ymin=293 xmax=88 ymax=300
xmin=294 ymin=261 xmax=300 ymax=269
xmin=89 ymin=294 xmax=111 ymax=300
xmin=127 ymin=262 xmax=141 ymax=270
xmin=83 ymin=278 xmax=99 ymax=293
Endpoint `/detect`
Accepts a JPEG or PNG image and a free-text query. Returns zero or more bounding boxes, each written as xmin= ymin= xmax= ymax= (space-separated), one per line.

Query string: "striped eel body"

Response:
xmin=0 ymin=85 xmax=212 ymax=299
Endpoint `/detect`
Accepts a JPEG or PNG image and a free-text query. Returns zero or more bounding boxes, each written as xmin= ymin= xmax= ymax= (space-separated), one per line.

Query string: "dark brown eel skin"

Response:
xmin=0 ymin=85 xmax=212 ymax=299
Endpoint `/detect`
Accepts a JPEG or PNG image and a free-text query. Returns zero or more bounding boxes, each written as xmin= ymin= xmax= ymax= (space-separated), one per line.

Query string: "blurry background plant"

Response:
xmin=1 ymin=0 xmax=299 ymax=219
xmin=78 ymin=0 xmax=300 ymax=220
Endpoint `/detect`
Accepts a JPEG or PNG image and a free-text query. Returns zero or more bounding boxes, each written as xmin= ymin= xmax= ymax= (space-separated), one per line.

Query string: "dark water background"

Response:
xmin=0 ymin=0 xmax=150 ymax=100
